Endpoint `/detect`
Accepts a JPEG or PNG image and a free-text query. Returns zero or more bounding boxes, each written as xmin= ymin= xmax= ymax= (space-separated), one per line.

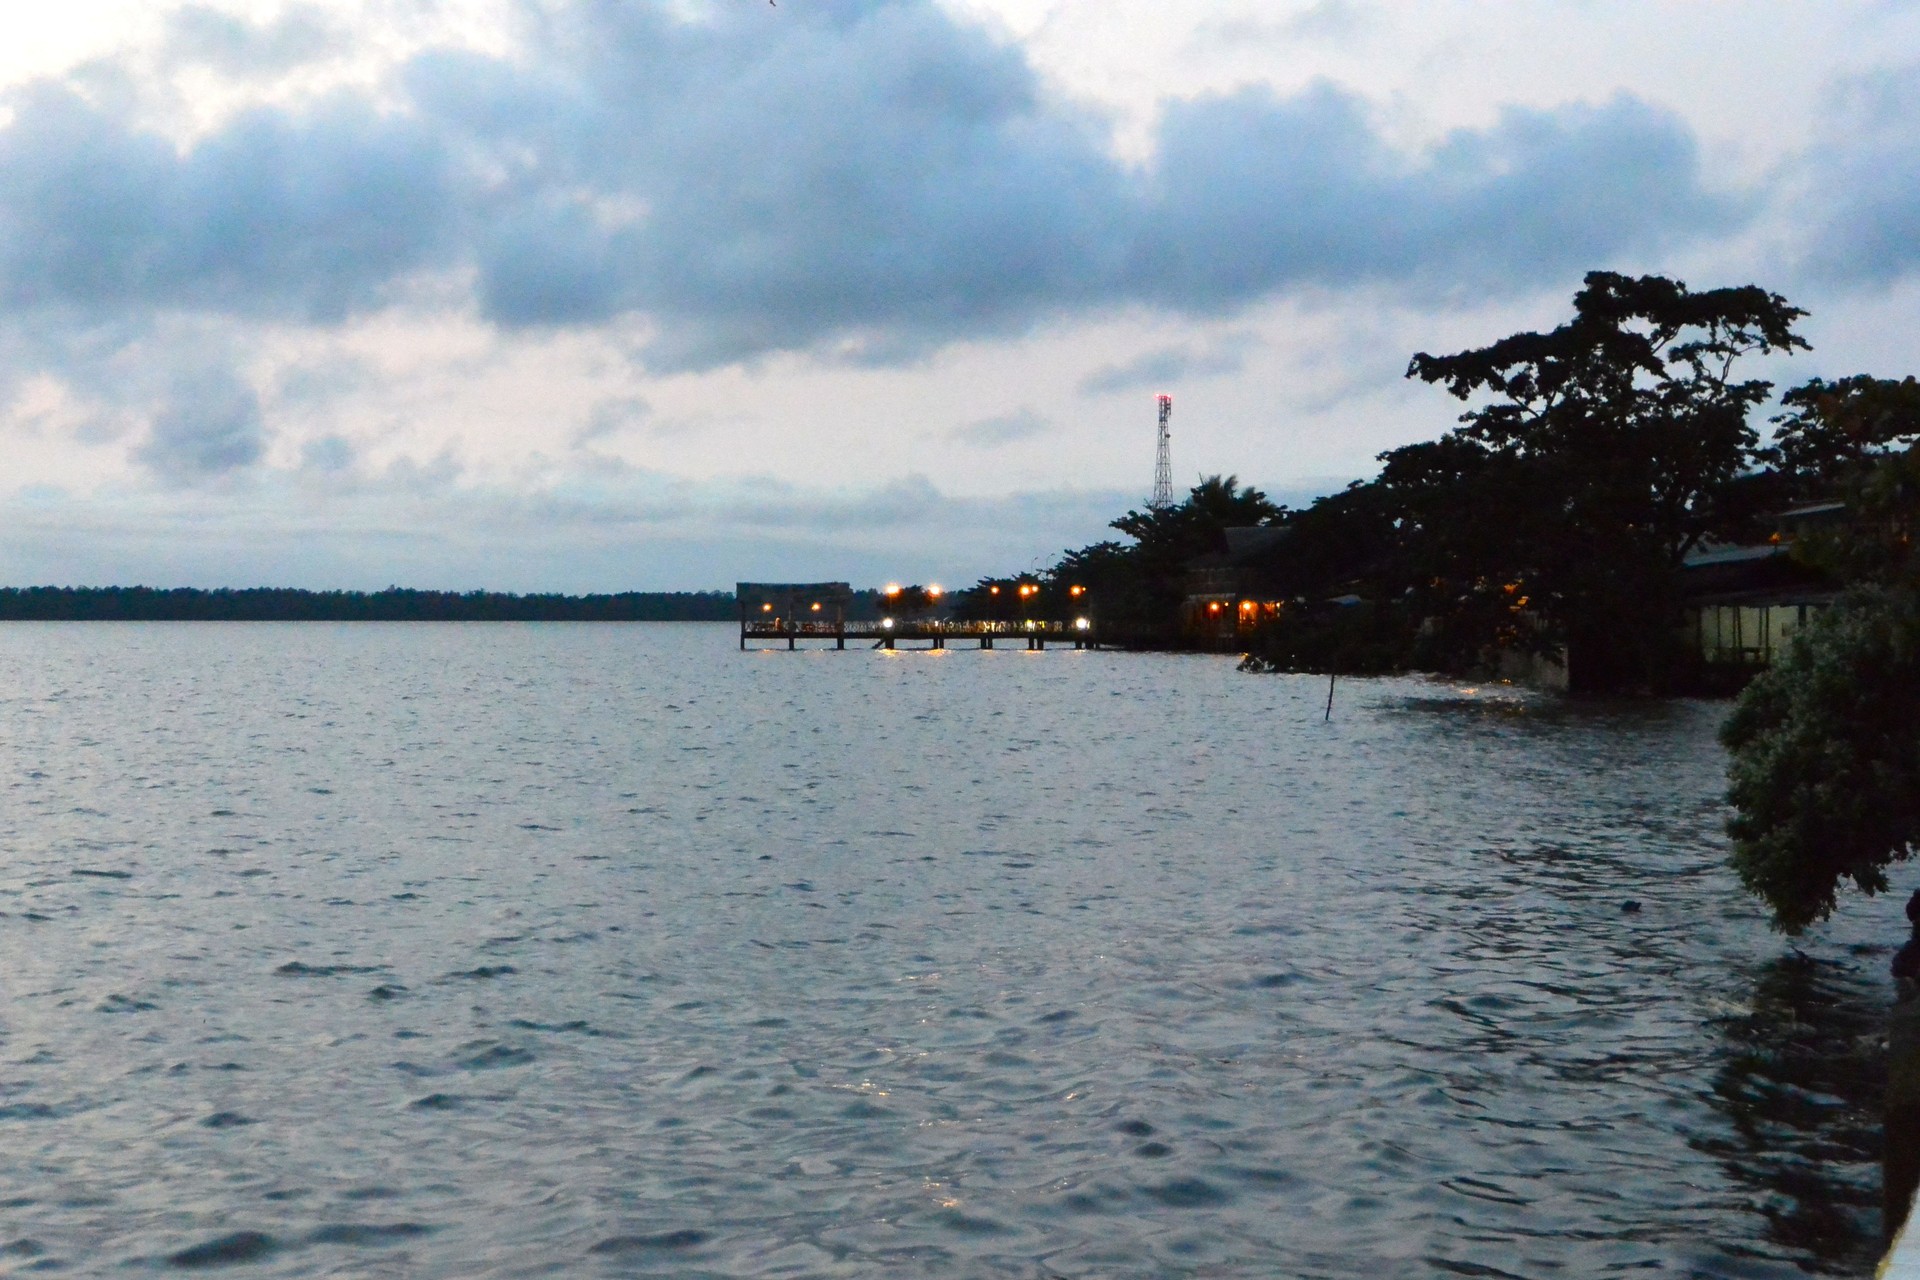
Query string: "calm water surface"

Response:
xmin=0 ymin=624 xmax=1894 ymax=1277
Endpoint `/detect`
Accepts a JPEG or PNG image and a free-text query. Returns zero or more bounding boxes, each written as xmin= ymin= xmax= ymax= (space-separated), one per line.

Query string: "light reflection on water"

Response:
xmin=0 ymin=623 xmax=1894 ymax=1277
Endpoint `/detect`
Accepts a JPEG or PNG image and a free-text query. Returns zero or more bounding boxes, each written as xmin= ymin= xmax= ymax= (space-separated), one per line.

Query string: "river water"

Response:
xmin=0 ymin=623 xmax=1895 ymax=1277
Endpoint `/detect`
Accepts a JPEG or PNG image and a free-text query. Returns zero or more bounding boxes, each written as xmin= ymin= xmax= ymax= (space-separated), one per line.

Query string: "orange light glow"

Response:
xmin=1069 ymin=585 xmax=1083 ymax=596
xmin=761 ymin=603 xmax=773 ymax=612
xmin=927 ymin=584 xmax=942 ymax=597
xmin=990 ymin=585 xmax=1000 ymax=595
xmin=811 ymin=602 xmax=822 ymax=612
xmin=885 ymin=583 xmax=901 ymax=596
xmin=1208 ymin=602 xmax=1221 ymax=613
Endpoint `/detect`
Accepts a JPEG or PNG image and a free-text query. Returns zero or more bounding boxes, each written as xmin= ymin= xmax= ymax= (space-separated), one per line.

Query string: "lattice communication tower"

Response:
xmin=1150 ymin=394 xmax=1174 ymax=510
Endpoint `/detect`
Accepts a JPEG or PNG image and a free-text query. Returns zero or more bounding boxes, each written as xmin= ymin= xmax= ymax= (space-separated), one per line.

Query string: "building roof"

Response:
xmin=1680 ymin=542 xmax=1834 ymax=604
xmin=1683 ymin=543 xmax=1787 ymax=568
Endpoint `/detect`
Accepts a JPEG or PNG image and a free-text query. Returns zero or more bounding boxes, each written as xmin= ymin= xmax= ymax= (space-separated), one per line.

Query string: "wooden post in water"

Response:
xmin=1325 ymin=673 xmax=1336 ymax=721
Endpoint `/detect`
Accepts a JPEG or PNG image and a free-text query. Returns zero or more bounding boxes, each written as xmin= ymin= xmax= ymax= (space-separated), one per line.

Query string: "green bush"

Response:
xmin=1722 ymin=588 xmax=1920 ymax=932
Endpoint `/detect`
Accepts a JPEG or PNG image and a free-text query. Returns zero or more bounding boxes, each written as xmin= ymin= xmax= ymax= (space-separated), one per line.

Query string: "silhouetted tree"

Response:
xmin=1400 ymin=270 xmax=1809 ymax=691
xmin=1768 ymin=375 xmax=1920 ymax=488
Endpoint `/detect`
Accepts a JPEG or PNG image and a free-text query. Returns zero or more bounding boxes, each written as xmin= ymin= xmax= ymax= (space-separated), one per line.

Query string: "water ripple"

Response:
xmin=0 ymin=624 xmax=1895 ymax=1277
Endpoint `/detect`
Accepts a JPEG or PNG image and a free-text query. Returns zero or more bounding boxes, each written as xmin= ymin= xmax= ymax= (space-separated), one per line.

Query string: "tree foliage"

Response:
xmin=1768 ymin=375 xmax=1920 ymax=486
xmin=1721 ymin=421 xmax=1920 ymax=932
xmin=1722 ymin=587 xmax=1920 ymax=933
xmin=956 ymin=476 xmax=1280 ymax=632
xmin=1395 ymin=271 xmax=1809 ymax=690
xmin=1241 ymin=272 xmax=1810 ymax=686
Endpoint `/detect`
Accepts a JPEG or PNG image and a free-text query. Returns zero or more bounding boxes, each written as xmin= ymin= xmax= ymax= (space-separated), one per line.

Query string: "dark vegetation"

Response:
xmin=1243 ymin=271 xmax=1813 ymax=692
xmin=976 ymin=272 xmax=1821 ymax=693
xmin=1718 ymin=375 xmax=1920 ymax=932
xmin=0 ymin=586 xmax=739 ymax=621
xmin=953 ymin=269 xmax=1919 ymax=933
xmin=952 ymin=474 xmax=1281 ymax=633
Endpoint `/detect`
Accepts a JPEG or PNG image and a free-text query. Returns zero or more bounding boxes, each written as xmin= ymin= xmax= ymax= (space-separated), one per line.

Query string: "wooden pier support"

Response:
xmin=740 ymin=614 xmax=1095 ymax=651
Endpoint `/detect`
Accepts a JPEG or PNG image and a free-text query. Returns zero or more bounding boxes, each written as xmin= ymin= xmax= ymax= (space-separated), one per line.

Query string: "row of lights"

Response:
xmin=761 ymin=581 xmax=1090 ymax=630
xmin=879 ymin=616 xmax=1092 ymax=630
xmin=766 ymin=582 xmax=1086 ymax=607
xmin=985 ymin=583 xmax=1084 ymax=597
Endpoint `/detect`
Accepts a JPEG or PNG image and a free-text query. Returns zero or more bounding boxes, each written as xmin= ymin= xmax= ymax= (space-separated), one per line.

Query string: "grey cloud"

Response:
xmin=575 ymin=396 xmax=653 ymax=447
xmin=301 ymin=434 xmax=354 ymax=472
xmin=135 ymin=369 xmax=267 ymax=480
xmin=1286 ymin=1 xmax=1369 ymax=40
xmin=0 ymin=81 xmax=455 ymax=323
xmin=1201 ymin=1 xmax=1370 ymax=48
xmin=1801 ymin=63 xmax=1920 ymax=284
xmin=0 ymin=468 xmax=1132 ymax=591
xmin=951 ymin=407 xmax=1051 ymax=447
xmin=0 ymin=0 xmax=1740 ymax=380
xmin=1132 ymin=87 xmax=1727 ymax=309
xmin=735 ymin=473 xmax=950 ymax=530
xmin=1079 ymin=335 xmax=1258 ymax=395
xmin=165 ymin=4 xmax=343 ymax=73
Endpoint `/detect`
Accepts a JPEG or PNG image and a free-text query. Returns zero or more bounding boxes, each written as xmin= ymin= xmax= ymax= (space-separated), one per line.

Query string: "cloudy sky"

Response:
xmin=2 ymin=0 xmax=1918 ymax=590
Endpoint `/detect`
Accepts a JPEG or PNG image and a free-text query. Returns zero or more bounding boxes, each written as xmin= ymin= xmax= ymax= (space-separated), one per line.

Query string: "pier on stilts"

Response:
xmin=737 ymin=582 xmax=1098 ymax=651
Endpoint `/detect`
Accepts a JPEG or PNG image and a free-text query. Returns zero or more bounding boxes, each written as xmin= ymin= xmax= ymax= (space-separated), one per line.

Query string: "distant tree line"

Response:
xmin=0 ymin=586 xmax=739 ymax=621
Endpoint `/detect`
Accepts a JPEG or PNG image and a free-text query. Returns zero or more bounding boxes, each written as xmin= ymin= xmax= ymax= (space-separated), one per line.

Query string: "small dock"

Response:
xmin=741 ymin=618 xmax=1097 ymax=650
xmin=737 ymin=581 xmax=1097 ymax=651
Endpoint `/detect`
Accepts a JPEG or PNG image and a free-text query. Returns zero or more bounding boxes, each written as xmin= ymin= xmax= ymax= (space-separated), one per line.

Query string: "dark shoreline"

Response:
xmin=0 ymin=586 xmax=738 ymax=622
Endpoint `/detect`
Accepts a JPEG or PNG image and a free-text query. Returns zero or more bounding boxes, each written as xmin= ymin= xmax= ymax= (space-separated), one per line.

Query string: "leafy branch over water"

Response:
xmin=1721 ymin=378 xmax=1920 ymax=933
